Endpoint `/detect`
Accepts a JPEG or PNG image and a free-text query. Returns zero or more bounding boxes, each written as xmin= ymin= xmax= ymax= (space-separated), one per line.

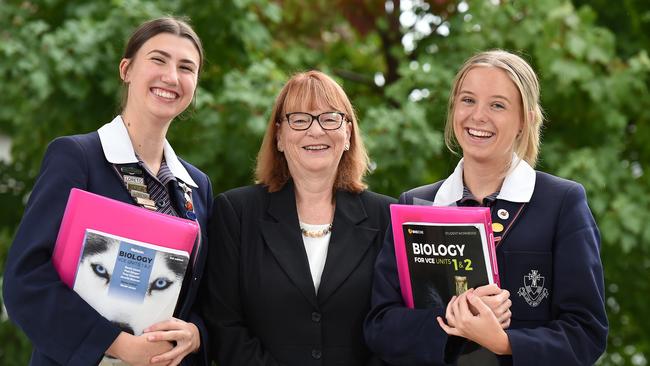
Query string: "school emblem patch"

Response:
xmin=517 ymin=269 xmax=549 ymax=307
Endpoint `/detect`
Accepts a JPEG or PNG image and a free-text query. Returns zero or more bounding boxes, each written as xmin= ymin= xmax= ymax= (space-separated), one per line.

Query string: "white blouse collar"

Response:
xmin=97 ymin=115 xmax=198 ymax=188
xmin=433 ymin=155 xmax=535 ymax=206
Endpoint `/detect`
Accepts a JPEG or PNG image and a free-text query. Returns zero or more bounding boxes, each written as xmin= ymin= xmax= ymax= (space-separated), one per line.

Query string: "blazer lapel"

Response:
xmin=491 ymin=200 xmax=527 ymax=246
xmin=317 ymin=190 xmax=378 ymax=304
xmin=260 ymin=182 xmax=318 ymax=307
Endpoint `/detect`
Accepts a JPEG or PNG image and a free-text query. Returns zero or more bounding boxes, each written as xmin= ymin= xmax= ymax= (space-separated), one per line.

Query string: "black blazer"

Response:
xmin=2 ymin=133 xmax=212 ymax=366
xmin=364 ymin=172 xmax=607 ymax=366
xmin=200 ymin=182 xmax=395 ymax=366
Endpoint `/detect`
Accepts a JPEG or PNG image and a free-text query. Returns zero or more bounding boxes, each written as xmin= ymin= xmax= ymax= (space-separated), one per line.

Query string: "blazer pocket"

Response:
xmin=502 ymin=250 xmax=552 ymax=321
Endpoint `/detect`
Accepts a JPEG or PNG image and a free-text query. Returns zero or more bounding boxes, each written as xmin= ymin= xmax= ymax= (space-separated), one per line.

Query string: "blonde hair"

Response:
xmin=444 ymin=49 xmax=544 ymax=167
xmin=255 ymin=71 xmax=369 ymax=193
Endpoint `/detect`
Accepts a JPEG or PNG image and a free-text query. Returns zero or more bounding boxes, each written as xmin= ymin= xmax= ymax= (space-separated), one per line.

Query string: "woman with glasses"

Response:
xmin=200 ymin=70 xmax=394 ymax=365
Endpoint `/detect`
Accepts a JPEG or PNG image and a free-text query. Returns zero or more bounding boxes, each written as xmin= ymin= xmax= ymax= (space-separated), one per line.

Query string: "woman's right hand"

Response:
xmin=106 ymin=331 xmax=173 ymax=366
xmin=437 ymin=290 xmax=512 ymax=355
xmin=472 ymin=284 xmax=511 ymax=329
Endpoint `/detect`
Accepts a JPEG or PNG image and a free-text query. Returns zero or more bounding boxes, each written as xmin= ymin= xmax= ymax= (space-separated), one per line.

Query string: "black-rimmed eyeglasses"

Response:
xmin=284 ymin=112 xmax=346 ymax=131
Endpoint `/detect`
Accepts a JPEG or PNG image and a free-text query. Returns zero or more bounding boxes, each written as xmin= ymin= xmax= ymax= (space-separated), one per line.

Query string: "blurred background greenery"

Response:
xmin=1 ymin=0 xmax=649 ymax=364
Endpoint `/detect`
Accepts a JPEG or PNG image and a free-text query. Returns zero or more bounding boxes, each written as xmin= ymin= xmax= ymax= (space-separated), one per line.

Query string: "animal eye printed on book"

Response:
xmin=53 ymin=188 xmax=198 ymax=289
xmin=73 ymin=229 xmax=189 ymax=336
xmin=402 ymin=223 xmax=493 ymax=309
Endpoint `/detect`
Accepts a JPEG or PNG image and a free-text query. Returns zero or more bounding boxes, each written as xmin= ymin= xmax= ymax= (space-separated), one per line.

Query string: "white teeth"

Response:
xmin=467 ymin=128 xmax=494 ymax=138
xmin=304 ymin=145 xmax=328 ymax=150
xmin=152 ymin=88 xmax=177 ymax=100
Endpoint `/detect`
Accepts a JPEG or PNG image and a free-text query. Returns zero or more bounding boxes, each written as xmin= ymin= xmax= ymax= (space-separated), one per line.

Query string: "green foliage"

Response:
xmin=1 ymin=0 xmax=649 ymax=364
xmin=0 ymin=227 xmax=31 ymax=364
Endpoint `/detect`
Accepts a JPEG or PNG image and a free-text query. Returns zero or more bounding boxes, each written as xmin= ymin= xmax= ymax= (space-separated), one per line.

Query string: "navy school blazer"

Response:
xmin=199 ymin=182 xmax=395 ymax=366
xmin=2 ymin=133 xmax=212 ymax=365
xmin=364 ymin=171 xmax=608 ymax=366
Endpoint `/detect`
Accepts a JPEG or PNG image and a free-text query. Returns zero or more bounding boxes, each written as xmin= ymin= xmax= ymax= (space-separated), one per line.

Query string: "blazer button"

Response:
xmin=311 ymin=349 xmax=322 ymax=359
xmin=311 ymin=312 xmax=321 ymax=323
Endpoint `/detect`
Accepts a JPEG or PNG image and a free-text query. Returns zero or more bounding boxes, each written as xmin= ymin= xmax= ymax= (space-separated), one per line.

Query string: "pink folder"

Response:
xmin=53 ymin=188 xmax=199 ymax=288
xmin=390 ymin=204 xmax=499 ymax=308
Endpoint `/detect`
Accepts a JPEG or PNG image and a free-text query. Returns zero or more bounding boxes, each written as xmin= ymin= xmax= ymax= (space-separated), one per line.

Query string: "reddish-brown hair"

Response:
xmin=255 ymin=71 xmax=369 ymax=193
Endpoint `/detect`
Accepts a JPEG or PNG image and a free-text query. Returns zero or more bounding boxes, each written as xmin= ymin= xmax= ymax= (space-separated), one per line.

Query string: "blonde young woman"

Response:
xmin=364 ymin=50 xmax=607 ymax=365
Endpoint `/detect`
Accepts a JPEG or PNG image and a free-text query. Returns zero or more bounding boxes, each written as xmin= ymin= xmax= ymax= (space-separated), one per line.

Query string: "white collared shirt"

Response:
xmin=433 ymin=155 xmax=536 ymax=206
xmin=97 ymin=116 xmax=198 ymax=188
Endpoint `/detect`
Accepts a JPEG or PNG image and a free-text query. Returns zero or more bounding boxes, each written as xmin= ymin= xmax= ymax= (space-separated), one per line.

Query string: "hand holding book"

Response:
xmin=53 ymin=189 xmax=200 ymax=365
xmin=106 ymin=332 xmax=173 ymax=366
xmin=472 ymin=284 xmax=512 ymax=329
xmin=105 ymin=317 xmax=199 ymax=366
xmin=436 ymin=290 xmax=512 ymax=355
xmin=145 ymin=318 xmax=200 ymax=365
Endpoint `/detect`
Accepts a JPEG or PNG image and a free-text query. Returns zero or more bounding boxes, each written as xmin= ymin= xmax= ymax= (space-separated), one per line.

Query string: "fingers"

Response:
xmin=493 ymin=289 xmax=511 ymax=304
xmin=467 ymin=291 xmax=492 ymax=315
xmin=484 ymin=296 xmax=511 ymax=318
xmin=148 ymin=319 xmax=199 ymax=364
xmin=453 ymin=290 xmax=468 ymax=314
xmin=496 ymin=307 xmax=511 ymax=323
xmin=144 ymin=318 xmax=182 ymax=333
xmin=446 ymin=295 xmax=458 ymax=327
xmin=481 ymin=289 xmax=511 ymax=314
xmin=473 ymin=283 xmax=501 ymax=297
xmin=495 ymin=298 xmax=512 ymax=315
xmin=147 ymin=329 xmax=192 ymax=360
xmin=444 ymin=291 xmax=471 ymax=327
xmin=150 ymin=337 xmax=193 ymax=363
xmin=169 ymin=355 xmax=184 ymax=366
xmin=436 ymin=316 xmax=460 ymax=337
xmin=456 ymin=289 xmax=476 ymax=319
xmin=500 ymin=316 xmax=511 ymax=329
xmin=147 ymin=329 xmax=191 ymax=343
xmin=458 ymin=291 xmax=472 ymax=318
xmin=151 ymin=344 xmax=188 ymax=364
xmin=151 ymin=358 xmax=172 ymax=366
xmin=495 ymin=297 xmax=512 ymax=328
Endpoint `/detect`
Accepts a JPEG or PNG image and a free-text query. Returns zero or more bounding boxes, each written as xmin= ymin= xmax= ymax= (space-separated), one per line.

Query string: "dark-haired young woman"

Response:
xmin=3 ymin=17 xmax=212 ymax=366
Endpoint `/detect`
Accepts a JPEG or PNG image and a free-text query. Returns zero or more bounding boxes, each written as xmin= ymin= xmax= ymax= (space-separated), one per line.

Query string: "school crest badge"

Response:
xmin=517 ymin=269 xmax=549 ymax=307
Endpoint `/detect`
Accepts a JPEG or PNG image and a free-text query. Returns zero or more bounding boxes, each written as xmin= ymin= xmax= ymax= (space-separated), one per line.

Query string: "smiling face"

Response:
xmin=120 ymin=33 xmax=200 ymax=124
xmin=453 ymin=66 xmax=523 ymax=168
xmin=277 ymin=106 xmax=351 ymax=183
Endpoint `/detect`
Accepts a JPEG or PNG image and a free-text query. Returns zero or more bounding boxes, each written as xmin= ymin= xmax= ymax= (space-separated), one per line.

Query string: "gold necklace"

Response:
xmin=300 ymin=223 xmax=333 ymax=238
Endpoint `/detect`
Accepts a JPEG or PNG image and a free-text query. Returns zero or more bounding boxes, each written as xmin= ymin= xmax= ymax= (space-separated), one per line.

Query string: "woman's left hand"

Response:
xmin=144 ymin=317 xmax=200 ymax=365
xmin=436 ymin=290 xmax=511 ymax=355
xmin=473 ymin=284 xmax=512 ymax=329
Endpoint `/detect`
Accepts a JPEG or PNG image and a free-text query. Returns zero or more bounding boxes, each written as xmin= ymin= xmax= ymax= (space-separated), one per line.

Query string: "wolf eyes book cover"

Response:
xmin=73 ymin=230 xmax=190 ymax=365
xmin=73 ymin=229 xmax=190 ymax=336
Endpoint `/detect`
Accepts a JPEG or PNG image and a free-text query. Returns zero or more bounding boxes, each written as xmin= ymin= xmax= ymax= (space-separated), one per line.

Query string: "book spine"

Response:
xmin=390 ymin=205 xmax=415 ymax=308
xmin=485 ymin=211 xmax=500 ymax=287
